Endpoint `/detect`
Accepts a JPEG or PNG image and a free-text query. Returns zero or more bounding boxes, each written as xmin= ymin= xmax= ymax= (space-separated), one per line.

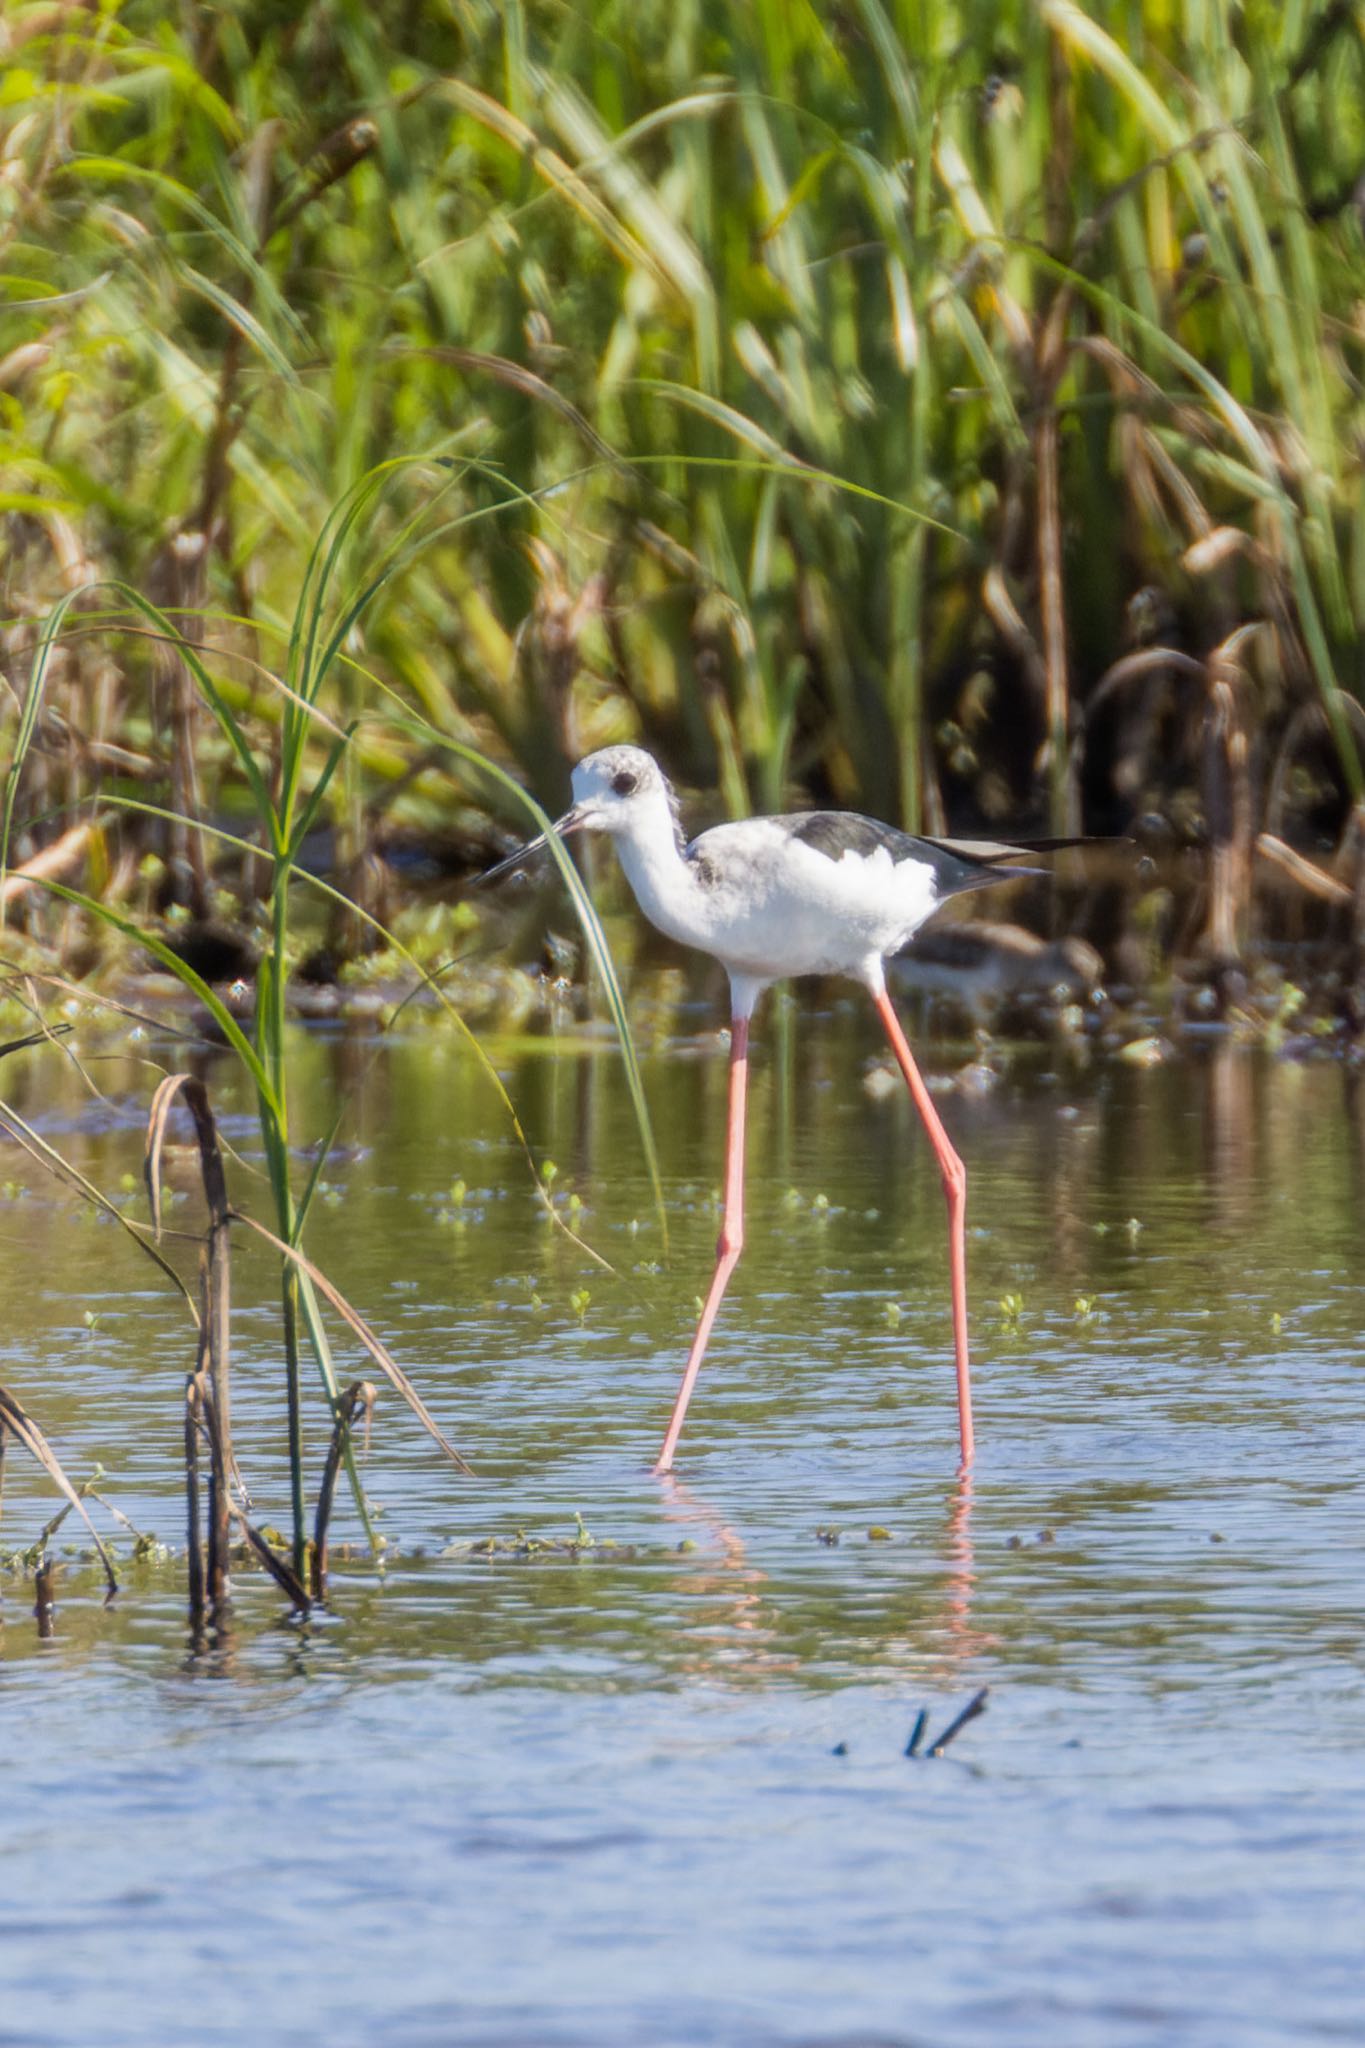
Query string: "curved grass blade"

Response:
xmin=0 ymin=1385 xmax=118 ymax=1595
xmin=229 ymin=1210 xmax=473 ymax=1476
xmin=1015 ymin=245 xmax=1363 ymax=798
xmin=27 ymin=879 xmax=278 ymax=1110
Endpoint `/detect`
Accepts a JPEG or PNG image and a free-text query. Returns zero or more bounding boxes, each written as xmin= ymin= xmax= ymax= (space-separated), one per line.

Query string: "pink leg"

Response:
xmin=872 ymin=989 xmax=975 ymax=1468
xmin=654 ymin=1015 xmax=750 ymax=1474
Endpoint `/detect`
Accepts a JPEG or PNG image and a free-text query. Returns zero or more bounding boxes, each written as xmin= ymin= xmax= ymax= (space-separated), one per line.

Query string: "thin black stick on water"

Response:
xmin=927 ymin=1687 xmax=989 ymax=1757
xmin=905 ymin=1709 xmax=928 ymax=1758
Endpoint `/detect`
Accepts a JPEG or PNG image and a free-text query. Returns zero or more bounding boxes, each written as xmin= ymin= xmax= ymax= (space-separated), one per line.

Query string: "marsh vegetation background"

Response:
xmin=3 ymin=0 xmax=1365 ymax=989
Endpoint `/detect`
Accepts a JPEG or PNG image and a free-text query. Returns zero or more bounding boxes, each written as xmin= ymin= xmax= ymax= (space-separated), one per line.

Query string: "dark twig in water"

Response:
xmin=927 ymin=1687 xmax=989 ymax=1757
xmin=313 ymin=1380 xmax=376 ymax=1601
xmin=232 ymin=1509 xmax=311 ymax=1614
xmin=905 ymin=1709 xmax=928 ymax=1758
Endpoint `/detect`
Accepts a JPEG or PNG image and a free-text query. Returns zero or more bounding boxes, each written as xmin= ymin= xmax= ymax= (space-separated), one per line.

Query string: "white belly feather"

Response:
xmin=617 ymin=818 xmax=939 ymax=983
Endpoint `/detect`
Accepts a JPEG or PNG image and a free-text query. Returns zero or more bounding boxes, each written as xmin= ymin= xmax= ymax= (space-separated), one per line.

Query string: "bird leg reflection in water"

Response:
xmin=654 ymin=1473 xmax=790 ymax=1681
xmin=653 ymin=1469 xmax=989 ymax=1685
xmin=483 ymin=744 xmax=1080 ymax=1473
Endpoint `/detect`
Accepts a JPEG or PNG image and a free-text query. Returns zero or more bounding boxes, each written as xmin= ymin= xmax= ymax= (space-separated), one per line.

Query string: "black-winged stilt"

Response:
xmin=485 ymin=744 xmax=1076 ymax=1474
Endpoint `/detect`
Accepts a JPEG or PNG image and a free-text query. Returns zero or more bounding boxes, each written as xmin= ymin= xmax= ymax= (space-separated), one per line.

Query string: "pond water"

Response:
xmin=1 ymin=997 xmax=1363 ymax=2046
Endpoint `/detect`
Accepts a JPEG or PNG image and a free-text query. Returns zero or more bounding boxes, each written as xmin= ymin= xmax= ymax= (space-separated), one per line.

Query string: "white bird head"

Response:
xmin=480 ymin=745 xmax=679 ymax=882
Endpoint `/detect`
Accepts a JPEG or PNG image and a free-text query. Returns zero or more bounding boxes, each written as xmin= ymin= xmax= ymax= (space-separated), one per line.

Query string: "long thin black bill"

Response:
xmin=478 ymin=806 xmax=588 ymax=885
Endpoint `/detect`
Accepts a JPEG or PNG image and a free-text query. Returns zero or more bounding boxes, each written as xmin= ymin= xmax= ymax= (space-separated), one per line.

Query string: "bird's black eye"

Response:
xmin=611 ymin=769 xmax=638 ymax=797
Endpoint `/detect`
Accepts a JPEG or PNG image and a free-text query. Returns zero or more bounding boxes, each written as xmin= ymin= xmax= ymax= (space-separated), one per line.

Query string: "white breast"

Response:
xmin=623 ymin=819 xmax=939 ymax=982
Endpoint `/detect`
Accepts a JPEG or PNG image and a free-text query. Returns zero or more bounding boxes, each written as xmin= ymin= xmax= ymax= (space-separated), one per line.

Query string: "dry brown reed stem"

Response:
xmin=0 ymin=1384 xmax=118 ymax=1595
xmin=1201 ymin=630 xmax=1258 ymax=969
xmin=1035 ymin=406 xmax=1075 ymax=835
xmin=146 ymin=1074 xmax=234 ymax=1476
xmin=0 ymin=819 xmax=99 ymax=905
xmin=147 ymin=1076 xmax=238 ymax=1619
xmin=1081 ymin=628 xmax=1261 ymax=971
xmin=1254 ymin=835 xmax=1354 ymax=907
xmin=313 ymin=1380 xmax=376 ymax=1601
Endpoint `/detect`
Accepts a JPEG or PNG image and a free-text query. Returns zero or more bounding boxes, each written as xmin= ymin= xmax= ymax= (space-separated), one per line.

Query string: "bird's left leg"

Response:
xmin=654 ymin=1013 xmax=750 ymax=1474
xmin=872 ymin=987 xmax=975 ymax=1467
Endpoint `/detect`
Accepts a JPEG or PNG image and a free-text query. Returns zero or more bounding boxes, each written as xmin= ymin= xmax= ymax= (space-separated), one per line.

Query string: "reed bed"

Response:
xmin=2 ymin=2 xmax=1363 ymax=873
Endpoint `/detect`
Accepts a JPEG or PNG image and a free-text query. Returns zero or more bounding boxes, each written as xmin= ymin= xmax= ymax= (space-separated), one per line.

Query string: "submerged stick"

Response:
xmin=927 ymin=1687 xmax=989 ymax=1757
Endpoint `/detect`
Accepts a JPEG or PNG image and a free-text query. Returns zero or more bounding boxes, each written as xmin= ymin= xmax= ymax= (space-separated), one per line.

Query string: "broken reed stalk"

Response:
xmin=147 ymin=1073 xmax=235 ymax=1621
xmin=313 ymin=1379 xmax=376 ymax=1601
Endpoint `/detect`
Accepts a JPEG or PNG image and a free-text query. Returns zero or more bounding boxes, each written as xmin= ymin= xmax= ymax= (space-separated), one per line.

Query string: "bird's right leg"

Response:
xmin=872 ymin=987 xmax=975 ymax=1469
xmin=653 ymin=1014 xmax=750 ymax=1474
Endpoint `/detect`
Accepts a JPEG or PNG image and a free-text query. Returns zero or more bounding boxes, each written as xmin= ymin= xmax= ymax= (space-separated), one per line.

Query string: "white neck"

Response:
xmin=610 ymin=788 xmax=694 ymax=935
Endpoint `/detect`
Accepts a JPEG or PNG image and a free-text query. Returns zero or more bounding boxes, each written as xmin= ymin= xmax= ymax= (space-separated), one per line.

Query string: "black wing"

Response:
xmin=781 ymin=813 xmax=1083 ymax=899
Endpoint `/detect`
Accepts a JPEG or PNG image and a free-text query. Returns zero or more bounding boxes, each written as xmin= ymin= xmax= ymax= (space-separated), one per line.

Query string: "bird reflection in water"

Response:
xmin=652 ymin=1467 xmax=992 ymax=1686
